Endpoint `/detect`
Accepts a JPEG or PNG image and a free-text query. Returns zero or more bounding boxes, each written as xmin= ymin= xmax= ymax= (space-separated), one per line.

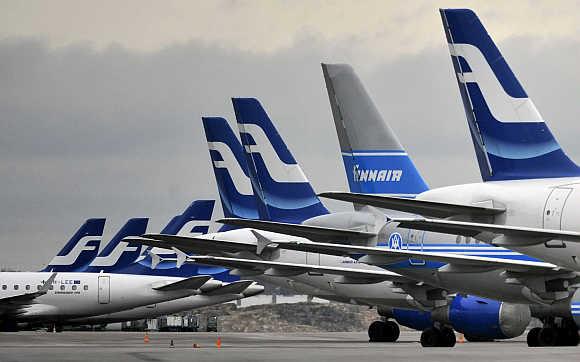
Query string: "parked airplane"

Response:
xmin=0 ymin=203 xmax=262 ymax=331
xmin=137 ymin=102 xmax=541 ymax=346
xmin=272 ymin=10 xmax=580 ymax=347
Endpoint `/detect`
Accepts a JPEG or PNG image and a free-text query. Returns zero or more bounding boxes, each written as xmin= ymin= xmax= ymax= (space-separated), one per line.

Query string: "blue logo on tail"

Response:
xmin=232 ymin=98 xmax=329 ymax=223
xmin=42 ymin=218 xmax=106 ymax=272
xmin=441 ymin=8 xmax=580 ymax=181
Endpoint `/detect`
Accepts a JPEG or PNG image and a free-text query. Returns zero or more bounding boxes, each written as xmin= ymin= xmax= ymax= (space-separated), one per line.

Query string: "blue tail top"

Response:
xmin=202 ymin=117 xmax=259 ymax=223
xmin=322 ymin=63 xmax=429 ymax=196
xmin=160 ymin=200 xmax=214 ymax=235
xmin=232 ymin=98 xmax=329 ymax=223
xmin=85 ymin=218 xmax=149 ymax=273
xmin=41 ymin=218 xmax=106 ymax=272
xmin=441 ymin=8 xmax=580 ymax=181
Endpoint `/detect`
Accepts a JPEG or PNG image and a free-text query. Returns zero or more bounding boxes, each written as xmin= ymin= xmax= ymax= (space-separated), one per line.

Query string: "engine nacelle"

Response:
xmin=392 ymin=308 xmax=432 ymax=331
xmin=392 ymin=295 xmax=531 ymax=339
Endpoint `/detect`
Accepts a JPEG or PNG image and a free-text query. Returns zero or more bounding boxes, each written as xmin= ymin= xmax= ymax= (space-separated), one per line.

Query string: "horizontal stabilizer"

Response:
xmin=188 ymin=255 xmax=406 ymax=283
xmin=393 ymin=218 xmax=580 ymax=246
xmin=319 ymin=192 xmax=505 ymax=218
xmin=153 ymin=275 xmax=212 ymax=291
xmin=218 ymin=218 xmax=376 ymax=242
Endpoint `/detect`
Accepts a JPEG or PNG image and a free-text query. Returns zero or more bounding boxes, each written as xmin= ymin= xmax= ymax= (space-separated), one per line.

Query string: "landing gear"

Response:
xmin=527 ymin=318 xmax=579 ymax=347
xmin=368 ymin=320 xmax=400 ymax=342
xmin=420 ymin=327 xmax=456 ymax=347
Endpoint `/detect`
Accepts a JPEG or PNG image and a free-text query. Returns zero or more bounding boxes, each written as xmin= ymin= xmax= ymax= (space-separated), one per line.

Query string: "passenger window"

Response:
xmin=60 ymin=285 xmax=65 ymax=291
xmin=84 ymin=285 xmax=88 ymax=291
xmin=25 ymin=285 xmax=30 ymax=291
xmin=2 ymin=285 xmax=6 ymax=290
xmin=72 ymin=285 xmax=77 ymax=291
xmin=14 ymin=285 xmax=19 ymax=290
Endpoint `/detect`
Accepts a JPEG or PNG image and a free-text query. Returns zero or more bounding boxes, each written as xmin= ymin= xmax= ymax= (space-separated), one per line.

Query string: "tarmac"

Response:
xmin=0 ymin=331 xmax=578 ymax=362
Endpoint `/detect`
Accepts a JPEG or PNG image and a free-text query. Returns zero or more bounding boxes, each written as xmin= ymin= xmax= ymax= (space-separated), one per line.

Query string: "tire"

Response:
xmin=527 ymin=328 xmax=541 ymax=347
xmin=440 ymin=327 xmax=456 ymax=347
xmin=557 ymin=326 xmax=580 ymax=346
xmin=382 ymin=321 xmax=400 ymax=343
xmin=537 ymin=327 xmax=557 ymax=347
xmin=420 ymin=328 xmax=440 ymax=347
xmin=368 ymin=321 xmax=386 ymax=342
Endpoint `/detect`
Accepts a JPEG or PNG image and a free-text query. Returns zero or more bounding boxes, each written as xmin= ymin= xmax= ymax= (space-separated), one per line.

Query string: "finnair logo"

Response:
xmin=353 ymin=164 xmax=402 ymax=182
xmin=48 ymin=235 xmax=99 ymax=266
xmin=238 ymin=123 xmax=307 ymax=183
xmin=388 ymin=233 xmax=403 ymax=250
xmin=449 ymin=42 xmax=543 ymax=123
xmin=89 ymin=242 xmax=144 ymax=267
xmin=207 ymin=141 xmax=253 ymax=196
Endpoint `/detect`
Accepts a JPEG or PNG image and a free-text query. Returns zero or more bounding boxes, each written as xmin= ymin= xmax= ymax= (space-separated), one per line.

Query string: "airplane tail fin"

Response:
xmin=160 ymin=200 xmax=215 ymax=236
xmin=202 ymin=117 xmax=258 ymax=222
xmin=232 ymin=98 xmax=329 ymax=223
xmin=440 ymin=8 xmax=580 ymax=181
xmin=41 ymin=218 xmax=106 ymax=272
xmin=85 ymin=217 xmax=149 ymax=272
xmin=322 ymin=63 xmax=428 ymax=196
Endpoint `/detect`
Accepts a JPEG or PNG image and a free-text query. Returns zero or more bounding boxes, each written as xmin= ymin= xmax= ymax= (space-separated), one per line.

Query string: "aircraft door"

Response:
xmin=543 ymin=188 xmax=572 ymax=247
xmin=98 ymin=276 xmax=110 ymax=304
xmin=306 ymin=252 xmax=320 ymax=266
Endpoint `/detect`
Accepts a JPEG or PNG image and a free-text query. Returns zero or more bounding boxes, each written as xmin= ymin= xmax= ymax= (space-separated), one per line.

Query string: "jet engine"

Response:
xmin=392 ymin=295 xmax=531 ymax=341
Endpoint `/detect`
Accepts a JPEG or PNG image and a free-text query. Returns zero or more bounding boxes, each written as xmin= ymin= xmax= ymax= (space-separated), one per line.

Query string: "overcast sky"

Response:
xmin=2 ymin=0 xmax=580 ymax=269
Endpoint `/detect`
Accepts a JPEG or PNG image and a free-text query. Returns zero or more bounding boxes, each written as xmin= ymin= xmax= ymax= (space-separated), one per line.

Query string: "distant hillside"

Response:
xmin=195 ymin=302 xmax=379 ymax=332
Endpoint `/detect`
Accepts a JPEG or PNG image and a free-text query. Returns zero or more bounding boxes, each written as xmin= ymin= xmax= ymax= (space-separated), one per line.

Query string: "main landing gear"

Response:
xmin=420 ymin=326 xmax=456 ymax=347
xmin=527 ymin=318 xmax=579 ymax=347
xmin=368 ymin=320 xmax=400 ymax=342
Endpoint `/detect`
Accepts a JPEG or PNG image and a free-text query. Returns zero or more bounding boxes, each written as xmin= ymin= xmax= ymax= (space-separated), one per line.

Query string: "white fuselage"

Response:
xmin=0 ymin=272 xmax=198 ymax=323
xmin=418 ymin=177 xmax=580 ymax=271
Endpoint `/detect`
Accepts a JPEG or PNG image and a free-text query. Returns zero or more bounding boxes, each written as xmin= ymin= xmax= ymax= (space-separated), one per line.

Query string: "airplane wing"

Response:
xmin=125 ymin=235 xmax=257 ymax=254
xmin=0 ymin=273 xmax=57 ymax=313
xmin=217 ymin=218 xmax=376 ymax=243
xmin=393 ymin=218 xmax=580 ymax=246
xmin=187 ymin=255 xmax=409 ymax=284
xmin=152 ymin=275 xmax=212 ymax=291
xmin=254 ymin=237 xmax=560 ymax=273
xmin=318 ymin=192 xmax=505 ymax=218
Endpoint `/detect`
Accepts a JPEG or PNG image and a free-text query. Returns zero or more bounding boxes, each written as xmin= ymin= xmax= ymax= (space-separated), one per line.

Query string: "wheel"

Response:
xmin=537 ymin=327 xmax=557 ymax=347
xmin=368 ymin=321 xmax=385 ymax=342
xmin=440 ymin=327 xmax=456 ymax=347
xmin=527 ymin=328 xmax=541 ymax=347
xmin=420 ymin=328 xmax=440 ymax=347
xmin=382 ymin=321 xmax=400 ymax=342
xmin=556 ymin=326 xmax=580 ymax=346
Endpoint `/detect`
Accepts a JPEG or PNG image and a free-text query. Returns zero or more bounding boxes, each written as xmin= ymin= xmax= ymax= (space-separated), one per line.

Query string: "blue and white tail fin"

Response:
xmin=202 ymin=117 xmax=258 ymax=224
xmin=85 ymin=218 xmax=149 ymax=272
xmin=160 ymin=200 xmax=215 ymax=236
xmin=322 ymin=63 xmax=429 ymax=197
xmin=232 ymin=98 xmax=329 ymax=223
xmin=41 ymin=218 xmax=106 ymax=272
xmin=440 ymin=8 xmax=580 ymax=181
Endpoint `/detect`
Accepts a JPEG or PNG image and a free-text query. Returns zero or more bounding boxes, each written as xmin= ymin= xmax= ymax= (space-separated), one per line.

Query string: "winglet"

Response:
xmin=171 ymin=247 xmax=187 ymax=268
xmin=39 ymin=272 xmax=58 ymax=294
xmin=250 ymin=229 xmax=276 ymax=255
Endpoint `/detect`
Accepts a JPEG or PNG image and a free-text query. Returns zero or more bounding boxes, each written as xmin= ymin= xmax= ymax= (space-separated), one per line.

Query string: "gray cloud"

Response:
xmin=2 ymin=31 xmax=580 ymax=269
